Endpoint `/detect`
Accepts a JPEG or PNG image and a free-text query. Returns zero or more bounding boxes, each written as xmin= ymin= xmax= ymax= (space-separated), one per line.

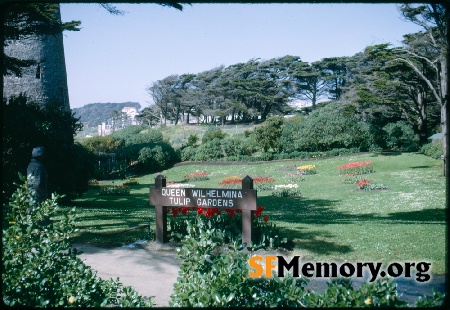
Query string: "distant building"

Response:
xmin=428 ymin=133 xmax=443 ymax=144
xmin=122 ymin=106 xmax=139 ymax=125
xmin=98 ymin=106 xmax=140 ymax=136
xmin=98 ymin=122 xmax=113 ymax=136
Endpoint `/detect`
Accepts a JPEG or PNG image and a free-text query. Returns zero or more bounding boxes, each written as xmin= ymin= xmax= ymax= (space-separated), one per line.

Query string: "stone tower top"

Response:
xmin=3 ymin=5 xmax=70 ymax=111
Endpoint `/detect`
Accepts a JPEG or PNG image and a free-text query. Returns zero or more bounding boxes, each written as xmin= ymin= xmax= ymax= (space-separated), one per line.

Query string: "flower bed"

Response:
xmin=184 ymin=171 xmax=209 ymax=182
xmin=123 ymin=177 xmax=139 ymax=186
xmin=356 ymin=179 xmax=387 ymax=191
xmin=218 ymin=176 xmax=242 ymax=189
xmin=297 ymin=164 xmax=317 ymax=175
xmin=272 ymin=184 xmax=302 ymax=197
xmin=165 ymin=204 xmax=284 ymax=249
xmin=218 ymin=176 xmax=275 ymax=190
xmin=88 ymin=179 xmax=99 ymax=187
xmin=338 ymin=161 xmax=374 ymax=175
xmin=166 ymin=182 xmax=196 ymax=188
xmin=99 ymin=185 xmax=130 ymax=196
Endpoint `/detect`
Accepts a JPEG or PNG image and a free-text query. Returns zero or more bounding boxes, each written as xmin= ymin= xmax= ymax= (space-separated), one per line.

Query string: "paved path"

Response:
xmin=74 ymin=242 xmax=447 ymax=307
xmin=74 ymin=242 xmax=181 ymax=307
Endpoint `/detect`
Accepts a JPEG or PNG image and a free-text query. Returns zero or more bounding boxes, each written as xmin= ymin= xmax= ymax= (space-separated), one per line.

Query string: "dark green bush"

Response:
xmin=169 ymin=217 xmax=445 ymax=307
xmin=138 ymin=144 xmax=176 ymax=172
xmin=2 ymin=178 xmax=153 ymax=307
xmin=382 ymin=121 xmax=419 ymax=151
xmin=280 ymin=103 xmax=372 ymax=153
xmin=2 ymin=95 xmax=91 ymax=203
xmin=253 ymin=115 xmax=284 ymax=152
xmin=420 ymin=142 xmax=443 ymax=159
xmin=82 ymin=135 xmax=123 ymax=154
xmin=202 ymin=127 xmax=228 ymax=144
xmin=109 ymin=125 xmax=164 ymax=146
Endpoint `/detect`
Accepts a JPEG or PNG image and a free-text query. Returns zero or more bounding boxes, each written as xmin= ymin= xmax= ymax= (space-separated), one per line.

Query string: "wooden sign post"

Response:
xmin=150 ymin=175 xmax=257 ymax=244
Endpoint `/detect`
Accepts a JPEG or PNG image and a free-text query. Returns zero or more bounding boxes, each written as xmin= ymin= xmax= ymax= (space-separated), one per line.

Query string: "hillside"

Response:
xmin=72 ymin=102 xmax=141 ymax=128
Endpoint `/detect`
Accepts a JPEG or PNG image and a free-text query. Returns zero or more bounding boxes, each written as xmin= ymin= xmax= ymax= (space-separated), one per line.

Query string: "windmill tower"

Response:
xmin=3 ymin=4 xmax=70 ymax=111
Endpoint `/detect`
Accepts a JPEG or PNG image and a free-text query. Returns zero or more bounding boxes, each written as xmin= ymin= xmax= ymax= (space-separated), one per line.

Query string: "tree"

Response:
xmin=317 ymin=57 xmax=350 ymax=100
xmin=396 ymin=3 xmax=448 ymax=175
xmin=253 ymin=116 xmax=284 ymax=152
xmin=136 ymin=105 xmax=161 ymax=126
xmin=289 ymin=60 xmax=328 ymax=110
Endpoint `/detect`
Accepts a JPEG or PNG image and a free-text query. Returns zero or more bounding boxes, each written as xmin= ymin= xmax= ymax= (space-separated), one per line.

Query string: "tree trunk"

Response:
xmin=440 ymin=55 xmax=447 ymax=176
xmin=417 ymin=91 xmax=428 ymax=143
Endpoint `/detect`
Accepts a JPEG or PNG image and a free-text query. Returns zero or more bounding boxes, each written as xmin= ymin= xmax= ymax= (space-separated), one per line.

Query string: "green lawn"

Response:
xmin=64 ymin=152 xmax=446 ymax=274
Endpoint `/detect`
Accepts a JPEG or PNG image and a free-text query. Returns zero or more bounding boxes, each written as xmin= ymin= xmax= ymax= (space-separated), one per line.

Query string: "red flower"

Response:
xmin=263 ymin=216 xmax=269 ymax=222
xmin=197 ymin=207 xmax=204 ymax=215
xmin=255 ymin=205 xmax=264 ymax=217
xmin=357 ymin=179 xmax=371 ymax=188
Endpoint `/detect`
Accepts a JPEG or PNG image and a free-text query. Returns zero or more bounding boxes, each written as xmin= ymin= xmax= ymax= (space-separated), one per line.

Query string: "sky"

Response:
xmin=60 ymin=3 xmax=424 ymax=109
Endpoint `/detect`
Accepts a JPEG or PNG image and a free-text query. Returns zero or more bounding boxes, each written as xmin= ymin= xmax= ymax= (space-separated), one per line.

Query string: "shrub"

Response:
xmin=279 ymin=103 xmax=372 ymax=153
xmin=111 ymin=126 xmax=163 ymax=146
xmin=169 ymin=216 xmax=443 ymax=307
xmin=420 ymin=142 xmax=443 ymax=159
xmin=2 ymin=95 xmax=90 ymax=203
xmin=82 ymin=135 xmax=123 ymax=154
xmin=2 ymin=178 xmax=153 ymax=307
xmin=202 ymin=127 xmax=228 ymax=144
xmin=382 ymin=121 xmax=419 ymax=151
xmin=166 ymin=205 xmax=285 ymax=249
xmin=253 ymin=116 xmax=284 ymax=152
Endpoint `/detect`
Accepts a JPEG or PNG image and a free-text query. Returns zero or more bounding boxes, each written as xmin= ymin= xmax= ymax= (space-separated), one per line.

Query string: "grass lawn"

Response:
xmin=63 ymin=152 xmax=446 ymax=274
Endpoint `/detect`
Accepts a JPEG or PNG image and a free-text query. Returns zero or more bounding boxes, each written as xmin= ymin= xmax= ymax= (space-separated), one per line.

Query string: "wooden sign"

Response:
xmin=150 ymin=187 xmax=257 ymax=210
xmin=149 ymin=175 xmax=257 ymax=244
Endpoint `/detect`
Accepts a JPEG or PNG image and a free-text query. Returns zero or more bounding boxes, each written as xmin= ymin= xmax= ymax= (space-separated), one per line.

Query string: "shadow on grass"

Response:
xmin=409 ymin=165 xmax=435 ymax=169
xmin=282 ymin=227 xmax=354 ymax=255
xmin=258 ymin=196 xmax=445 ymax=255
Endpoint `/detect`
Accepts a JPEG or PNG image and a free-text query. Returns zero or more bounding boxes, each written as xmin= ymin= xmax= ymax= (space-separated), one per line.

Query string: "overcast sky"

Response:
xmin=60 ymin=3 xmax=423 ymax=109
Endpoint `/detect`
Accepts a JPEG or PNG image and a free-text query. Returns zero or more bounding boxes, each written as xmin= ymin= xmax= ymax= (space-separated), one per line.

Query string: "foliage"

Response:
xmin=2 ymin=95 xmax=91 ymax=203
xmin=112 ymin=126 xmax=163 ymax=146
xmin=420 ymin=142 xmax=443 ymax=159
xmin=169 ymin=216 xmax=444 ymax=307
xmin=271 ymin=184 xmax=303 ymax=197
xmin=138 ymin=144 xmax=176 ymax=172
xmin=201 ymin=127 xmax=228 ymax=144
xmin=2 ymin=178 xmax=153 ymax=307
xmin=82 ymin=135 xmax=123 ymax=154
xmin=166 ymin=205 xmax=284 ymax=249
xmin=253 ymin=115 xmax=284 ymax=152
xmin=280 ymin=103 xmax=372 ymax=153
xmin=182 ymin=137 xmax=253 ymax=161
xmin=112 ymin=141 xmax=178 ymax=174
xmin=382 ymin=121 xmax=419 ymax=151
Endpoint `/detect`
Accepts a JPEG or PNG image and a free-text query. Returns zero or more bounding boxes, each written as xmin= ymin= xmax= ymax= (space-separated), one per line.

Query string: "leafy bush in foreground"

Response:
xmin=170 ymin=218 xmax=445 ymax=307
xmin=2 ymin=177 xmax=153 ymax=307
xmin=420 ymin=142 xmax=443 ymax=159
